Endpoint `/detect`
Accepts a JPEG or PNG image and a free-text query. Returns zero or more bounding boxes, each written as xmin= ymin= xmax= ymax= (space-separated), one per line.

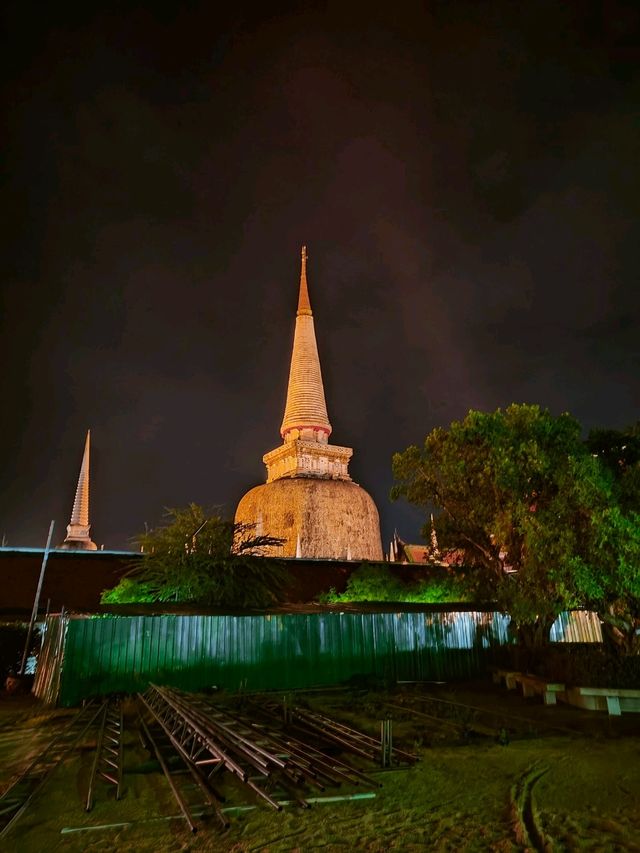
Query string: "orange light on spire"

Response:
xmin=280 ymin=246 xmax=332 ymax=441
xmin=297 ymin=244 xmax=312 ymax=316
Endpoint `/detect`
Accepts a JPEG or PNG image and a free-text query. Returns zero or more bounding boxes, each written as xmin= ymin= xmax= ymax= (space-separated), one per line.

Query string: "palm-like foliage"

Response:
xmin=102 ymin=504 xmax=287 ymax=608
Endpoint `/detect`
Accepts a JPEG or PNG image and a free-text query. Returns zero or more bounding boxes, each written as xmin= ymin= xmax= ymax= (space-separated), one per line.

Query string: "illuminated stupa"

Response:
xmin=59 ymin=429 xmax=98 ymax=550
xmin=234 ymin=247 xmax=383 ymax=560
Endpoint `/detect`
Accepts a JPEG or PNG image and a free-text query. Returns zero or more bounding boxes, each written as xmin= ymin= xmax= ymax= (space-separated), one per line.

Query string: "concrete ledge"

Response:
xmin=491 ymin=668 xmax=565 ymax=704
xmin=490 ymin=667 xmax=520 ymax=689
xmin=515 ymin=673 xmax=565 ymax=705
xmin=563 ymin=686 xmax=640 ymax=716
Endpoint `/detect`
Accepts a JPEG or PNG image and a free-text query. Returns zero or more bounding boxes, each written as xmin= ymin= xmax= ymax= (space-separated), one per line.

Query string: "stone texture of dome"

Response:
xmin=235 ymin=477 xmax=383 ymax=560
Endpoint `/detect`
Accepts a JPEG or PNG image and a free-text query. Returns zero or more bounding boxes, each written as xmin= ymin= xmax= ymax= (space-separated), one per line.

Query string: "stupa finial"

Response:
xmin=71 ymin=430 xmax=91 ymax=528
xmin=297 ymin=244 xmax=312 ymax=316
xmin=280 ymin=246 xmax=332 ymax=441
xmin=60 ymin=429 xmax=97 ymax=550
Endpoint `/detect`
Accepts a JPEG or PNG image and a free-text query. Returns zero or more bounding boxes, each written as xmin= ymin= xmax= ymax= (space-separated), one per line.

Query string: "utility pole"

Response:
xmin=20 ymin=520 xmax=55 ymax=676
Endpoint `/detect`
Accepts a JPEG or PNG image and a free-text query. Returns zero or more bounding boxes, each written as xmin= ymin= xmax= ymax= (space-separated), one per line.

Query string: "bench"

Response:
xmin=563 ymin=686 xmax=640 ymax=716
xmin=491 ymin=669 xmax=565 ymax=704
xmin=514 ymin=674 xmax=565 ymax=705
xmin=490 ymin=667 xmax=520 ymax=690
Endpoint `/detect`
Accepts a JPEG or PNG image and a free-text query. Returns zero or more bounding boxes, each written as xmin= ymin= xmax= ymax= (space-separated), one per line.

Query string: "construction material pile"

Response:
xmin=139 ymin=684 xmax=406 ymax=813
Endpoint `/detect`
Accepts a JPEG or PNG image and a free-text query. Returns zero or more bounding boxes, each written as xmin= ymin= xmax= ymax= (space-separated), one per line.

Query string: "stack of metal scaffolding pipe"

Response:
xmin=139 ymin=685 xmax=380 ymax=810
xmin=257 ymin=701 xmax=418 ymax=766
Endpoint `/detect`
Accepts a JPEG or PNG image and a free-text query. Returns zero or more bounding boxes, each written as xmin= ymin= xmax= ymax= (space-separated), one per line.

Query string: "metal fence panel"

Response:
xmin=33 ymin=609 xmax=603 ymax=706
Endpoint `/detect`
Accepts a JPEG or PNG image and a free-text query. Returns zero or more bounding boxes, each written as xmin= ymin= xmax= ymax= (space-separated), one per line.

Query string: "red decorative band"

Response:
xmin=281 ymin=424 xmax=331 ymax=437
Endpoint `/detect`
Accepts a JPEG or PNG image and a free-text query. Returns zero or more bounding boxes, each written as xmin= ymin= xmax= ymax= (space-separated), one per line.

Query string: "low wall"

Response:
xmin=0 ymin=549 xmax=134 ymax=616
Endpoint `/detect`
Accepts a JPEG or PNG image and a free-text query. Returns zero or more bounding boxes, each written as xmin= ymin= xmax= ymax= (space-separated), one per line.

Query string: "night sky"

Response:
xmin=2 ymin=1 xmax=639 ymax=550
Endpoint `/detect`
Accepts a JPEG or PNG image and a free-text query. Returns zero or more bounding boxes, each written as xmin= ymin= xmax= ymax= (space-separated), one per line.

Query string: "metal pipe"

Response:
xmin=146 ymin=688 xmax=324 ymax=808
xmin=181 ymin=758 xmax=229 ymax=829
xmin=142 ymin=688 xmax=248 ymax=781
xmin=139 ymin=717 xmax=197 ymax=833
xmin=159 ymin=688 xmax=284 ymax=775
xmin=59 ymin=792 xmax=378 ymax=834
xmin=20 ymin=520 xmax=54 ymax=676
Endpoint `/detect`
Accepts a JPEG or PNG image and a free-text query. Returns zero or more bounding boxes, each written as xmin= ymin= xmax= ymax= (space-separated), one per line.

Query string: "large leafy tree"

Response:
xmin=392 ymin=405 xmax=640 ymax=651
xmin=581 ymin=423 xmax=640 ymax=652
xmin=571 ymin=505 xmax=640 ymax=653
xmin=102 ymin=504 xmax=287 ymax=608
xmin=587 ymin=423 xmax=640 ymax=515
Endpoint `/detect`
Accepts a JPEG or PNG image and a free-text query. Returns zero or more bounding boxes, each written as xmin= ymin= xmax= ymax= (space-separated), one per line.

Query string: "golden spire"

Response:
xmin=297 ymin=245 xmax=312 ymax=315
xmin=61 ymin=430 xmax=97 ymax=550
xmin=280 ymin=246 xmax=332 ymax=441
xmin=71 ymin=429 xmax=91 ymax=527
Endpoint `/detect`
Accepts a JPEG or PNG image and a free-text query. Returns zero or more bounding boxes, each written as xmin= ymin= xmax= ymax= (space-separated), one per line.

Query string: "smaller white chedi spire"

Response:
xmin=60 ymin=430 xmax=98 ymax=550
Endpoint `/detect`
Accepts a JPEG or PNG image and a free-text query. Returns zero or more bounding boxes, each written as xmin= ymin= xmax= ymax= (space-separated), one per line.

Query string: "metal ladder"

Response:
xmin=86 ymin=698 xmax=124 ymax=811
xmin=139 ymin=714 xmax=228 ymax=832
xmin=0 ymin=701 xmax=105 ymax=838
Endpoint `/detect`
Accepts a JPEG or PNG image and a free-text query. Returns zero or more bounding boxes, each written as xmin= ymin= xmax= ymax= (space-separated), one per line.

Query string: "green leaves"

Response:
xmin=322 ymin=563 xmax=470 ymax=604
xmin=101 ymin=504 xmax=287 ymax=608
xmin=392 ymin=405 xmax=640 ymax=648
xmin=587 ymin=423 xmax=640 ymax=515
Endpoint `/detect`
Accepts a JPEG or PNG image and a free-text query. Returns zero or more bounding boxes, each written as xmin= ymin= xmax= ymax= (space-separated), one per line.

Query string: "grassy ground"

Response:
xmin=1 ymin=682 xmax=639 ymax=852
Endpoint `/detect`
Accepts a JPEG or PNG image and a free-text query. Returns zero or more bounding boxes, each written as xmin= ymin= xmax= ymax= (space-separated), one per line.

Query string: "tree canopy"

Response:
xmin=392 ymin=405 xmax=640 ymax=650
xmin=102 ymin=504 xmax=287 ymax=609
xmin=587 ymin=423 xmax=640 ymax=516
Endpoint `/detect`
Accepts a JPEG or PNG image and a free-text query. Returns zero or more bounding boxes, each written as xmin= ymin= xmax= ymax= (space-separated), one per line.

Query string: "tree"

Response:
xmin=102 ymin=504 xmax=287 ymax=608
xmin=570 ymin=504 xmax=640 ymax=654
xmin=587 ymin=423 xmax=640 ymax=515
xmin=392 ymin=405 xmax=640 ymax=652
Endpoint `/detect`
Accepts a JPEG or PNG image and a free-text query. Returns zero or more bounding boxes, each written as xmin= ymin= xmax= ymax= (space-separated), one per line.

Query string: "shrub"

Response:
xmin=321 ymin=563 xmax=470 ymax=604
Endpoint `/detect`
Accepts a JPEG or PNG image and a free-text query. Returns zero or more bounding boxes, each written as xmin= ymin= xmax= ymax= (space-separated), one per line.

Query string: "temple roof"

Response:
xmin=280 ymin=246 xmax=332 ymax=440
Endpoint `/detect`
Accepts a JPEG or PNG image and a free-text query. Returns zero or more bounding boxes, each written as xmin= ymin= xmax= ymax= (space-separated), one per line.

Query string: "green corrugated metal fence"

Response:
xmin=36 ymin=610 xmax=513 ymax=706
xmin=33 ymin=609 xmax=602 ymax=706
xmin=549 ymin=610 xmax=603 ymax=643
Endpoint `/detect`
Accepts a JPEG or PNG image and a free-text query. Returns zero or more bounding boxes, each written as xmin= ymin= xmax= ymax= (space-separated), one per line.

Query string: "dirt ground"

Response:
xmin=1 ymin=681 xmax=639 ymax=852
